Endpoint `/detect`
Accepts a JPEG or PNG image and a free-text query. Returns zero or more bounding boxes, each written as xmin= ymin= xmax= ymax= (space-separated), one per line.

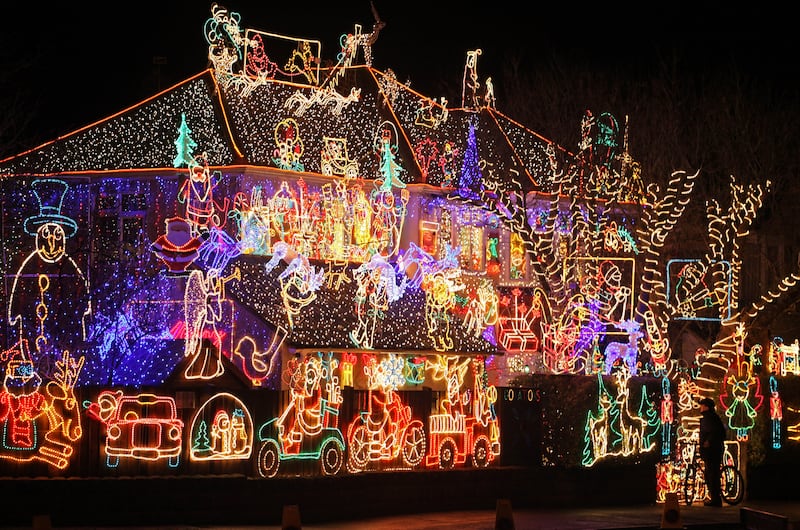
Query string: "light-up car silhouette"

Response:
xmin=87 ymin=391 xmax=184 ymax=467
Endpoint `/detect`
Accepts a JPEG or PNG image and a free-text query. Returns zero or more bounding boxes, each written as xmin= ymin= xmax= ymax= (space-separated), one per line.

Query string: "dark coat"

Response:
xmin=699 ymin=407 xmax=726 ymax=459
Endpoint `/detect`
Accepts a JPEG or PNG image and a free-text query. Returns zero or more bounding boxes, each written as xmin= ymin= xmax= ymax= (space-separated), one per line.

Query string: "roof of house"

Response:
xmin=0 ymin=65 xmax=563 ymax=198
xmin=0 ymin=18 xmax=602 ymax=372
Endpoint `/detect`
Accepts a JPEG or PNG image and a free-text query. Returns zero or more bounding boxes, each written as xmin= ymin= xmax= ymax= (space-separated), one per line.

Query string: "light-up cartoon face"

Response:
xmin=36 ymin=222 xmax=66 ymax=263
xmin=4 ymin=359 xmax=42 ymax=395
xmin=304 ymin=357 xmax=322 ymax=395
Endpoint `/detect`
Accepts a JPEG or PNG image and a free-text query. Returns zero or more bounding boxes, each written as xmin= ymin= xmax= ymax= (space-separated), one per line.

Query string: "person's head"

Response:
xmin=699 ymin=397 xmax=715 ymax=412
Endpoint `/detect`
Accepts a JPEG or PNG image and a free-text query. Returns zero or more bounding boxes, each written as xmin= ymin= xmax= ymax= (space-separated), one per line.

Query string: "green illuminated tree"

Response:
xmin=173 ymin=113 xmax=197 ymax=168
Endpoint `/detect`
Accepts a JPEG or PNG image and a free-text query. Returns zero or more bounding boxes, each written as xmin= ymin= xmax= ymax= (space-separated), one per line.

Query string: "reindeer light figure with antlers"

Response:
xmin=0 ymin=343 xmax=84 ymax=470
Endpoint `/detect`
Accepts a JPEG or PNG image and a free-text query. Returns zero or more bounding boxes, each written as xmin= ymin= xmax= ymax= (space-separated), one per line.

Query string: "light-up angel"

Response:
xmin=184 ymin=267 xmax=240 ymax=380
xmin=720 ymin=356 xmax=763 ymax=441
xmin=719 ymin=327 xmax=764 ymax=441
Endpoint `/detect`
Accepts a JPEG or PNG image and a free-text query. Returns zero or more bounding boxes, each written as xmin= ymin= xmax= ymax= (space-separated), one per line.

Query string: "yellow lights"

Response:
xmin=272 ymin=118 xmax=305 ymax=171
xmin=183 ymin=268 xmax=240 ymax=380
xmin=0 ymin=347 xmax=84 ymax=469
xmin=256 ymin=353 xmax=345 ymax=477
xmin=463 ymin=279 xmax=499 ymax=338
xmin=457 ymin=224 xmax=484 ymax=272
xmin=719 ymin=325 xmax=763 ymax=441
xmin=419 ymin=221 xmax=440 ymax=256
xmin=423 ymin=255 xmax=466 ymax=352
xmin=415 ymin=98 xmax=449 ymax=130
xmin=768 ymin=338 xmax=800 ymax=377
xmin=424 ymin=356 xmax=500 ymax=468
xmin=346 ymin=354 xmax=426 ymax=471
xmin=583 ymin=367 xmax=657 ymax=467
xmin=350 ymin=254 xmax=406 ymax=349
xmin=509 ymin=232 xmax=527 ymax=280
xmin=5 ymin=0 xmax=799 ymax=495
xmin=189 ymin=392 xmax=253 ymax=461
xmin=320 ymin=136 xmax=359 ymax=178
xmin=233 ymin=177 xmax=408 ymax=263
xmin=87 ymin=391 xmax=184 ymax=467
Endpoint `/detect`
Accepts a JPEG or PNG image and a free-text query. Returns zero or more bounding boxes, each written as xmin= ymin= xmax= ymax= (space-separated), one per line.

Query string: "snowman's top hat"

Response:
xmin=23 ymin=179 xmax=78 ymax=238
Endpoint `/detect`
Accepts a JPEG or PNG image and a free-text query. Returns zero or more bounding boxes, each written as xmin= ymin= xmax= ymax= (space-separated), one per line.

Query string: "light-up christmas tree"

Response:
xmin=458 ymin=120 xmax=482 ymax=199
xmin=173 ymin=113 xmax=197 ymax=168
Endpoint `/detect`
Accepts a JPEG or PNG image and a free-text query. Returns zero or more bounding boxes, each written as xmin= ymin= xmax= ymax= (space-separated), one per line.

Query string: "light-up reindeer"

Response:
xmin=38 ymin=351 xmax=84 ymax=469
xmin=586 ymin=391 xmax=613 ymax=462
xmin=614 ymin=367 xmax=652 ymax=456
xmin=603 ymin=319 xmax=644 ymax=375
xmin=0 ymin=343 xmax=84 ymax=470
xmin=346 ymin=354 xmax=426 ymax=472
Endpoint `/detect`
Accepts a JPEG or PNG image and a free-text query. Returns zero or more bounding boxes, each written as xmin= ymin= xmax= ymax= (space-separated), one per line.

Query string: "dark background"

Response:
xmin=3 ymin=1 xmax=794 ymax=152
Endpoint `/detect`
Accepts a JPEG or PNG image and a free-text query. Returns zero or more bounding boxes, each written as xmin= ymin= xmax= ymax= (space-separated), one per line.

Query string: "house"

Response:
xmin=0 ymin=4 xmax=659 ymax=480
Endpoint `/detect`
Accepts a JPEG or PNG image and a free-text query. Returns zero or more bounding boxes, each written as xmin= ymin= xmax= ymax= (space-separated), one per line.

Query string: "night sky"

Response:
xmin=4 ymin=1 xmax=794 ymax=152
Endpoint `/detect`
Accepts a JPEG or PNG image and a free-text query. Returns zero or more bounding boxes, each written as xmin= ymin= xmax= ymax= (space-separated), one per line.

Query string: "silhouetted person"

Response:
xmin=699 ymin=397 xmax=726 ymax=506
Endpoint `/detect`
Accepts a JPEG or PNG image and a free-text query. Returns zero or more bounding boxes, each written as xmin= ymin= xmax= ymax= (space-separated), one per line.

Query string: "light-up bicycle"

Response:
xmin=682 ymin=441 xmax=744 ymax=506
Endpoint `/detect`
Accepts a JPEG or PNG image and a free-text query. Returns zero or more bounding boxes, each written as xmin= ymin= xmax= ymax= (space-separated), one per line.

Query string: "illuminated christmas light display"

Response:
xmin=7 ymin=179 xmax=91 ymax=378
xmin=582 ymin=367 xmax=658 ymax=467
xmin=256 ymin=352 xmax=345 ymax=477
xmin=189 ymin=392 xmax=253 ymax=461
xmin=424 ymin=355 xmax=500 ymax=469
xmin=660 ymin=377 xmax=674 ymax=456
xmin=719 ymin=325 xmax=764 ymax=441
xmin=86 ymin=391 xmax=184 ymax=467
xmin=768 ymin=336 xmax=800 ymax=376
xmin=0 ymin=345 xmax=83 ymax=469
xmin=346 ymin=354 xmax=426 ymax=471
xmin=0 ymin=3 xmax=796 ymax=502
xmin=350 ymin=254 xmax=406 ymax=349
xmin=769 ymin=376 xmax=782 ymax=449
